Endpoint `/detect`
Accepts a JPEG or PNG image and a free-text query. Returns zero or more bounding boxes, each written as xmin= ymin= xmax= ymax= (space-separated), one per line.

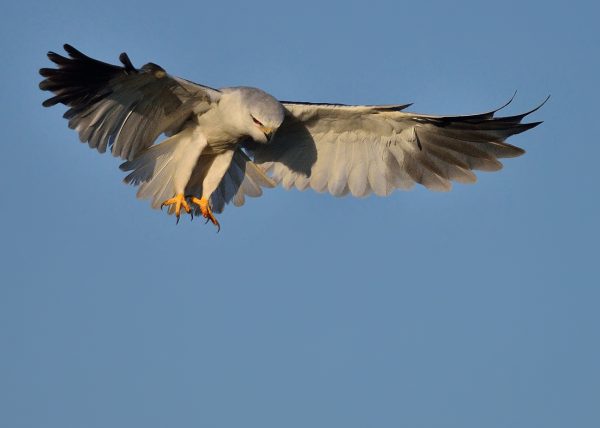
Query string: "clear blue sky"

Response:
xmin=1 ymin=1 xmax=598 ymax=427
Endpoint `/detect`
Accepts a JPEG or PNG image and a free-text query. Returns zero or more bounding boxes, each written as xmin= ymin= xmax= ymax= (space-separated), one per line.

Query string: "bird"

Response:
xmin=39 ymin=44 xmax=546 ymax=231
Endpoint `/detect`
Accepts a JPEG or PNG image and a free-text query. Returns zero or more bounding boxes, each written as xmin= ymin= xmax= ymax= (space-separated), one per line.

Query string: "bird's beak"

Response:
xmin=260 ymin=126 xmax=274 ymax=142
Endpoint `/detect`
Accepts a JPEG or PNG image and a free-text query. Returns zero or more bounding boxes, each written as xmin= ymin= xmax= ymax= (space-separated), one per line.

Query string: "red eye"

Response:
xmin=251 ymin=115 xmax=263 ymax=126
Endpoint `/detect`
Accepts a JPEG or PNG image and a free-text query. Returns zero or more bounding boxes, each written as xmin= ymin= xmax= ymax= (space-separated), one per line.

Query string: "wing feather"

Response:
xmin=40 ymin=44 xmax=220 ymax=160
xmin=249 ymin=98 xmax=544 ymax=197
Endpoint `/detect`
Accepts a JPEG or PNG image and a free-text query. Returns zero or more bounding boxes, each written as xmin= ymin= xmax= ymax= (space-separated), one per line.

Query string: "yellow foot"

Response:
xmin=189 ymin=196 xmax=220 ymax=232
xmin=160 ymin=193 xmax=191 ymax=224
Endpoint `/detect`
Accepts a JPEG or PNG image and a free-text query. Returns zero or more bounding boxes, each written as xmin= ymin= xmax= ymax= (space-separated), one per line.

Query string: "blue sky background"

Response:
xmin=1 ymin=1 xmax=599 ymax=427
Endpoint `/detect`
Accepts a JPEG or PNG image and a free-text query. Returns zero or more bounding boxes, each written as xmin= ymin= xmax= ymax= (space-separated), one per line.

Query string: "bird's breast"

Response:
xmin=195 ymin=105 xmax=246 ymax=151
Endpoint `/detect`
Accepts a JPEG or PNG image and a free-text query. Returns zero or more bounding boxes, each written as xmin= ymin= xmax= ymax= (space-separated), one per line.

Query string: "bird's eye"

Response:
xmin=251 ymin=115 xmax=263 ymax=126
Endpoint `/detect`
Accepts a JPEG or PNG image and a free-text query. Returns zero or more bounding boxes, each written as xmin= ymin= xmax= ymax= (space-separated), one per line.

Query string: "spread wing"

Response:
xmin=248 ymin=97 xmax=546 ymax=197
xmin=39 ymin=44 xmax=221 ymax=160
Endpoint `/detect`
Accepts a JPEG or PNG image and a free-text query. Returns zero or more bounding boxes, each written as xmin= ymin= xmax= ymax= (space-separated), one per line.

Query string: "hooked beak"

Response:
xmin=260 ymin=126 xmax=274 ymax=142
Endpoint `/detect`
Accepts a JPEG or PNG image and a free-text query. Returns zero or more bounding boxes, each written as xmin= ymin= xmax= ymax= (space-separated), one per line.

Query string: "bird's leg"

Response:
xmin=189 ymin=196 xmax=220 ymax=231
xmin=160 ymin=193 xmax=191 ymax=224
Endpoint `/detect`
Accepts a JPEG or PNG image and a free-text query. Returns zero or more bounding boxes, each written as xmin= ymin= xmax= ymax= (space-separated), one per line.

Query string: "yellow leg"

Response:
xmin=160 ymin=193 xmax=191 ymax=224
xmin=190 ymin=197 xmax=220 ymax=231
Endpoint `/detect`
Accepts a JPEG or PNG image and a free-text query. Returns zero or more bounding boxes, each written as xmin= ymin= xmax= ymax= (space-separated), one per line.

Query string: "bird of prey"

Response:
xmin=40 ymin=44 xmax=545 ymax=230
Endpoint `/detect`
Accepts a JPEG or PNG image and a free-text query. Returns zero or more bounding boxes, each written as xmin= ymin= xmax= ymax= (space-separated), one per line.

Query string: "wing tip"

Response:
xmin=41 ymin=98 xmax=56 ymax=108
xmin=523 ymin=120 xmax=543 ymax=130
xmin=62 ymin=43 xmax=84 ymax=59
xmin=515 ymin=96 xmax=550 ymax=121
xmin=490 ymin=90 xmax=518 ymax=117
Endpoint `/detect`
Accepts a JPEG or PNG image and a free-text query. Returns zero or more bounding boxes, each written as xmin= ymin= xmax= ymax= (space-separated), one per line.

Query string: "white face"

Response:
xmin=233 ymin=86 xmax=285 ymax=144
xmin=249 ymin=114 xmax=277 ymax=143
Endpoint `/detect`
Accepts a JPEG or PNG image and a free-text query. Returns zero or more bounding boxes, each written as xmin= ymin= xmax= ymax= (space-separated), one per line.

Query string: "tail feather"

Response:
xmin=120 ymin=127 xmax=206 ymax=209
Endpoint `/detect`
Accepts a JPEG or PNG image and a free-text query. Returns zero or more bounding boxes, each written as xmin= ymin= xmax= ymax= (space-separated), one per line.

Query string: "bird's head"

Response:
xmin=233 ymin=87 xmax=285 ymax=144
